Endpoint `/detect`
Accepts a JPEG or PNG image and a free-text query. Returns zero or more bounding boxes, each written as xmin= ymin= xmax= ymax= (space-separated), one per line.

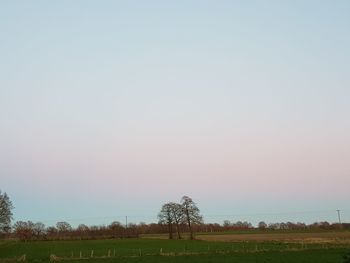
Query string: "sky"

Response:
xmin=1 ymin=0 xmax=349 ymax=227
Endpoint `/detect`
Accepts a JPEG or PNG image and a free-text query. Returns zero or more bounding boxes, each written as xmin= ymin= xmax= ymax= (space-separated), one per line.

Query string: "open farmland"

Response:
xmin=1 ymin=231 xmax=350 ymax=263
xmin=197 ymin=230 xmax=350 ymax=244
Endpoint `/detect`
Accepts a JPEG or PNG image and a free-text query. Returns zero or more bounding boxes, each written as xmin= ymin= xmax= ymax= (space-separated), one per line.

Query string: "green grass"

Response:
xmin=60 ymin=250 xmax=350 ymax=263
xmin=141 ymin=229 xmax=350 ymax=239
xmin=197 ymin=228 xmax=350 ymax=235
xmin=0 ymin=238 xmax=349 ymax=263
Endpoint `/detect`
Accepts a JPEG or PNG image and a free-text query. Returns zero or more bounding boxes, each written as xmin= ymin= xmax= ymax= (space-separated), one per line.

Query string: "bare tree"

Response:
xmin=77 ymin=224 xmax=89 ymax=232
xmin=258 ymin=221 xmax=267 ymax=230
xmin=13 ymin=221 xmax=34 ymax=241
xmin=169 ymin=202 xmax=184 ymax=239
xmin=0 ymin=191 xmax=14 ymax=233
xmin=77 ymin=224 xmax=89 ymax=239
xmin=108 ymin=221 xmax=124 ymax=238
xmin=46 ymin=226 xmax=58 ymax=237
xmin=223 ymin=220 xmax=231 ymax=227
xmin=158 ymin=203 xmax=174 ymax=239
xmin=32 ymin=222 xmax=46 ymax=238
xmin=56 ymin=221 xmax=72 ymax=236
xmin=181 ymin=196 xmax=203 ymax=240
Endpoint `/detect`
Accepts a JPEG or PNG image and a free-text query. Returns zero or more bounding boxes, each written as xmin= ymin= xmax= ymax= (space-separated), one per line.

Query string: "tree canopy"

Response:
xmin=0 ymin=190 xmax=14 ymax=233
xmin=158 ymin=196 xmax=203 ymax=240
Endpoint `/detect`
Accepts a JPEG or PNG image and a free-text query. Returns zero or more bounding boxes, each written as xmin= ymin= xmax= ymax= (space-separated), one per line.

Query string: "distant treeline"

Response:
xmin=2 ymin=220 xmax=349 ymax=241
xmin=1 ymin=191 xmax=349 ymax=241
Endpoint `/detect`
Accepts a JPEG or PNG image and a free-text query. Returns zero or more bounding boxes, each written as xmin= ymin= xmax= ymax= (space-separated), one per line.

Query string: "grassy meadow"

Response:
xmin=1 ymin=231 xmax=350 ymax=263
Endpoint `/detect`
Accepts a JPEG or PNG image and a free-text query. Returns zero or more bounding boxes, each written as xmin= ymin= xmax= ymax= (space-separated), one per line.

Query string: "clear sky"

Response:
xmin=1 ymin=0 xmax=349 ymax=227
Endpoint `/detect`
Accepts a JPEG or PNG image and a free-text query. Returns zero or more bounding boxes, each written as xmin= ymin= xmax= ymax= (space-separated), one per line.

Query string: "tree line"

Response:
xmin=4 ymin=219 xmax=348 ymax=241
xmin=1 ymin=190 xmax=349 ymax=241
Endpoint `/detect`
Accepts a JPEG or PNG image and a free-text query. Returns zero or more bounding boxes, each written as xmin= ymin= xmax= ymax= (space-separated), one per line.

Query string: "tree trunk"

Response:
xmin=186 ymin=210 xmax=193 ymax=240
xmin=168 ymin=223 xmax=173 ymax=239
xmin=175 ymin=223 xmax=181 ymax=239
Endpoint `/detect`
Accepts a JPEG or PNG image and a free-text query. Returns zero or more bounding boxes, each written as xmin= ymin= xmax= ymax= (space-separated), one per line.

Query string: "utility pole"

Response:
xmin=336 ymin=210 xmax=342 ymax=224
xmin=125 ymin=216 xmax=128 ymax=229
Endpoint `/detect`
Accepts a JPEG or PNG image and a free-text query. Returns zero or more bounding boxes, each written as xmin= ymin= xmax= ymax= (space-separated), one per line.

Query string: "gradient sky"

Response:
xmin=1 ymin=0 xmax=349 ymax=227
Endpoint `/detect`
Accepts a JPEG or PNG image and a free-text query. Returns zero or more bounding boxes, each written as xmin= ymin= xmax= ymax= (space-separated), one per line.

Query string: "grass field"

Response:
xmin=197 ymin=231 xmax=350 ymax=243
xmin=1 ymin=231 xmax=350 ymax=263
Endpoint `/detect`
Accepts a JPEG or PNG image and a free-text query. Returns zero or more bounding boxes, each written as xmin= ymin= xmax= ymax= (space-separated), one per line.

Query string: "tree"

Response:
xmin=158 ymin=203 xmax=174 ymax=239
xmin=77 ymin=224 xmax=89 ymax=232
xmin=13 ymin=221 xmax=34 ymax=241
xmin=168 ymin=202 xmax=184 ymax=239
xmin=258 ymin=221 xmax=267 ymax=230
xmin=76 ymin=224 xmax=89 ymax=239
xmin=181 ymin=196 xmax=203 ymax=240
xmin=108 ymin=221 xmax=124 ymax=238
xmin=56 ymin=221 xmax=72 ymax=233
xmin=32 ymin=222 xmax=46 ymax=238
xmin=0 ymin=191 xmax=14 ymax=233
xmin=223 ymin=220 xmax=231 ymax=227
xmin=46 ymin=226 xmax=58 ymax=237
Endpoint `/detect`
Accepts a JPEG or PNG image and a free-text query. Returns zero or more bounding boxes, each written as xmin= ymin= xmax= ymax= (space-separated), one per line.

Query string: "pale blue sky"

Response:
xmin=1 ymin=1 xmax=349 ymax=227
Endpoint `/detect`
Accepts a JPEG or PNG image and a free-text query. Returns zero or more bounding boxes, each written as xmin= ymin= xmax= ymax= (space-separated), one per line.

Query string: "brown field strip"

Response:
xmin=197 ymin=232 xmax=350 ymax=244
